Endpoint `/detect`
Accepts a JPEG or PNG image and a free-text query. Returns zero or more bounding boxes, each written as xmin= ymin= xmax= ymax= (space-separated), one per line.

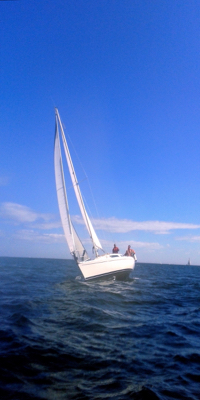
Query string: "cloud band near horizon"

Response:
xmin=1 ymin=202 xmax=200 ymax=235
xmin=73 ymin=215 xmax=200 ymax=234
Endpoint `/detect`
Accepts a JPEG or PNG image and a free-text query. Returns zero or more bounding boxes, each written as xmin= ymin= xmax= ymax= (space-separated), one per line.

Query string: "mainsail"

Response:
xmin=55 ymin=109 xmax=103 ymax=255
xmin=54 ymin=116 xmax=88 ymax=261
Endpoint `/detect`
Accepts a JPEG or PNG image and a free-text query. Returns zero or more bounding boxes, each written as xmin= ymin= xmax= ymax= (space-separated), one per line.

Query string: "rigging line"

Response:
xmin=66 ymin=132 xmax=106 ymax=245
xmin=87 ymin=179 xmax=107 ymax=246
xmin=65 ymin=177 xmax=88 ymax=192
xmin=63 ymin=128 xmax=87 ymax=177
xmin=65 ymin=130 xmax=103 ymax=224
xmin=66 ymin=132 xmax=108 ymax=250
xmin=81 ymin=191 xmax=105 ymax=254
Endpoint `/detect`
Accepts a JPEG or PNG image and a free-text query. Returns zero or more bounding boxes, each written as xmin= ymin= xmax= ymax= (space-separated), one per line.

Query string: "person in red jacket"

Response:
xmin=112 ymin=244 xmax=119 ymax=253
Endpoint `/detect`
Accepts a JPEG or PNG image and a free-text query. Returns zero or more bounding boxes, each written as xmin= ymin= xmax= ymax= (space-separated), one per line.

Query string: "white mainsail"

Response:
xmin=55 ymin=109 xmax=103 ymax=255
xmin=54 ymin=116 xmax=88 ymax=261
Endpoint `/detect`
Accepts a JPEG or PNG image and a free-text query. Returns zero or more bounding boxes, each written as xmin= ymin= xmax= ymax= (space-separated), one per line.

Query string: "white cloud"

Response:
xmin=31 ymin=221 xmax=62 ymax=230
xmin=0 ymin=202 xmax=200 ymax=241
xmin=0 ymin=202 xmax=53 ymax=223
xmin=176 ymin=235 xmax=200 ymax=243
xmin=104 ymin=239 xmax=162 ymax=250
xmin=43 ymin=233 xmax=65 ymax=242
xmin=13 ymin=230 xmax=65 ymax=243
xmin=73 ymin=215 xmax=200 ymax=234
xmin=81 ymin=237 xmax=162 ymax=252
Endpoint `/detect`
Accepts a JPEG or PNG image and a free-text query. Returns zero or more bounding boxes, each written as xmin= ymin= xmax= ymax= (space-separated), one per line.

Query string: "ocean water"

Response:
xmin=0 ymin=257 xmax=199 ymax=400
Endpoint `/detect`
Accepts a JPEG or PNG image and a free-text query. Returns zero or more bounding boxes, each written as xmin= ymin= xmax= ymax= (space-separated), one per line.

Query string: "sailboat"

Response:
xmin=187 ymin=258 xmax=191 ymax=266
xmin=54 ymin=108 xmax=136 ymax=280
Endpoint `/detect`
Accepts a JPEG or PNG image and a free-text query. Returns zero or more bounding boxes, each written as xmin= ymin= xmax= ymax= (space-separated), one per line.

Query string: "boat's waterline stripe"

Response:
xmin=84 ymin=268 xmax=133 ymax=281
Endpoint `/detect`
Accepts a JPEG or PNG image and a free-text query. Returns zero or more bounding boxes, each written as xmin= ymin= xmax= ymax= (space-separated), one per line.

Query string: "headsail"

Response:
xmin=55 ymin=108 xmax=104 ymax=255
xmin=54 ymin=116 xmax=88 ymax=262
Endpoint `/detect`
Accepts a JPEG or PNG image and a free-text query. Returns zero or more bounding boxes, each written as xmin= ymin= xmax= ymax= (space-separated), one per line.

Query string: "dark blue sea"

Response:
xmin=0 ymin=257 xmax=199 ymax=400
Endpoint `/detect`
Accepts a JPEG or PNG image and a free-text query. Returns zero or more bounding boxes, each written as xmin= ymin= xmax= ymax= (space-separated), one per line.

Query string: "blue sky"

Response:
xmin=1 ymin=0 xmax=200 ymax=264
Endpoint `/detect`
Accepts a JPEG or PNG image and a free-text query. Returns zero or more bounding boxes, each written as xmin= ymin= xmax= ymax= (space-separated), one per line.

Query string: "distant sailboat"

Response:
xmin=187 ymin=258 xmax=191 ymax=266
xmin=54 ymin=108 xmax=136 ymax=280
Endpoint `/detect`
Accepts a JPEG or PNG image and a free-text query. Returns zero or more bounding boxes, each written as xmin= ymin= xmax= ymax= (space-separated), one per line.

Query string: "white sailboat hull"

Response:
xmin=78 ymin=254 xmax=135 ymax=280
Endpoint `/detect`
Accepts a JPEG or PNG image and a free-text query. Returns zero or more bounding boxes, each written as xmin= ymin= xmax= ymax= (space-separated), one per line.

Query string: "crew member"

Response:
xmin=125 ymin=245 xmax=135 ymax=257
xmin=112 ymin=244 xmax=119 ymax=253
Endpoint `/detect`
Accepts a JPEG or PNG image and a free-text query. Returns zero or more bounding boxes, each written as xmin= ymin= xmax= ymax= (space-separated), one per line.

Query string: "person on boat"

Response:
xmin=125 ymin=245 xmax=135 ymax=257
xmin=112 ymin=244 xmax=119 ymax=253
